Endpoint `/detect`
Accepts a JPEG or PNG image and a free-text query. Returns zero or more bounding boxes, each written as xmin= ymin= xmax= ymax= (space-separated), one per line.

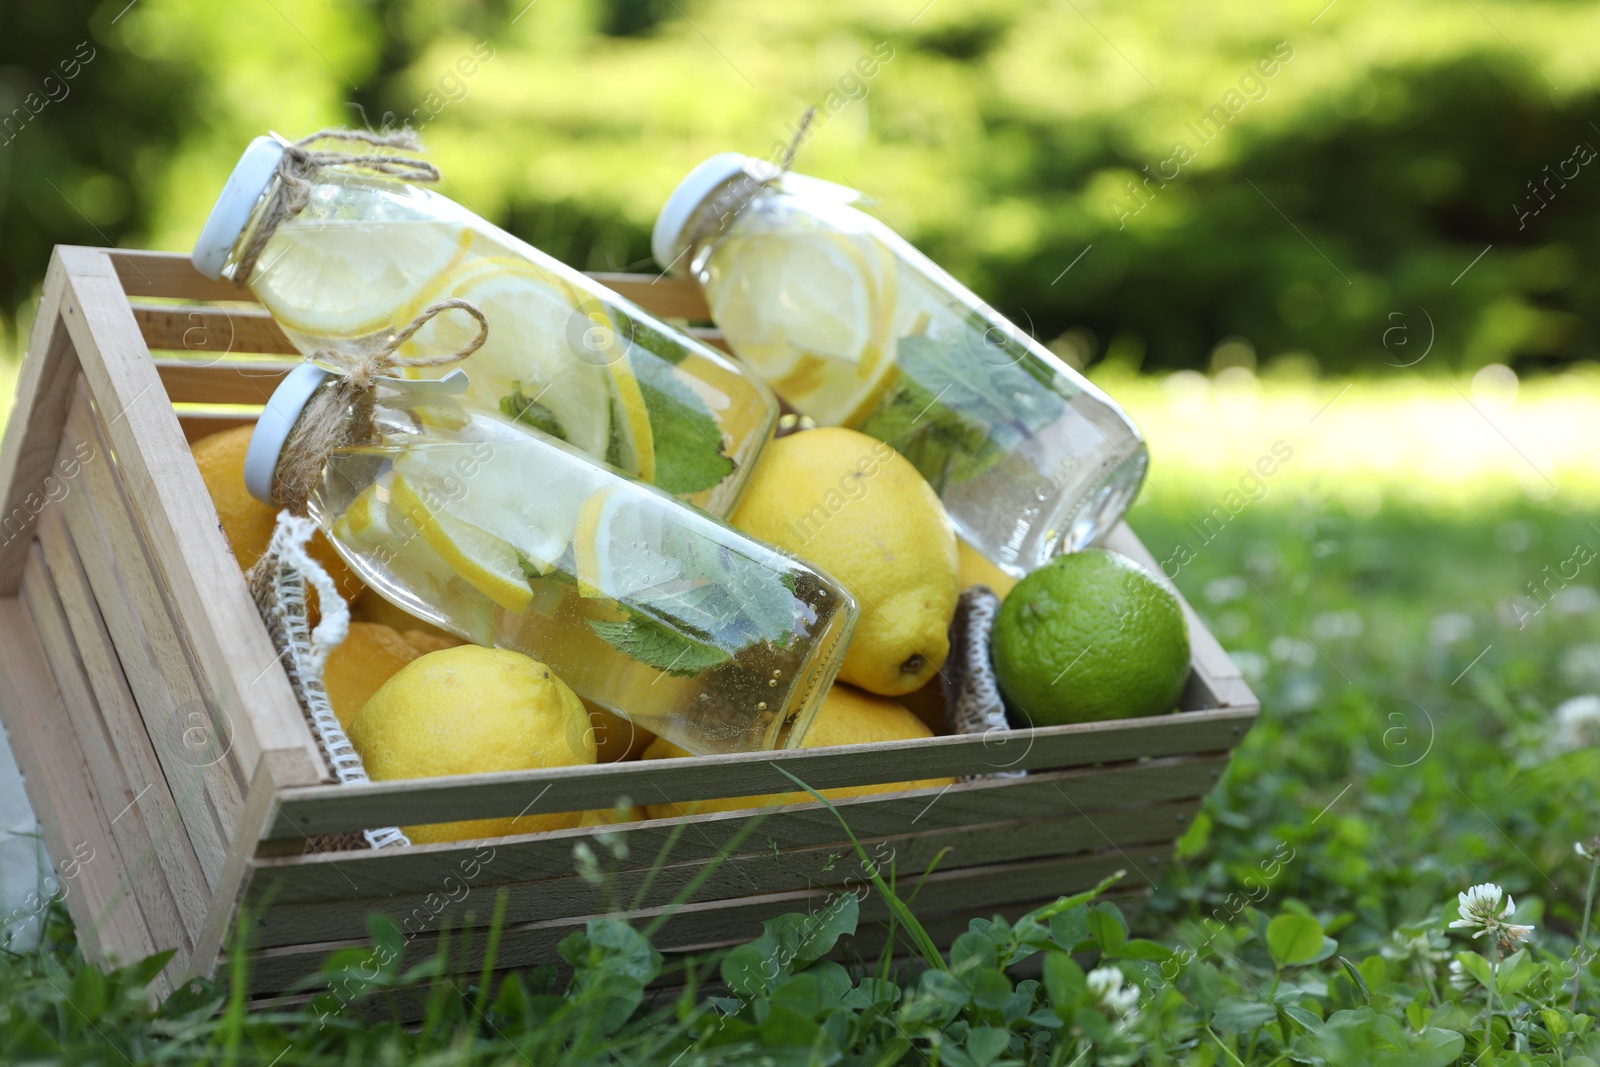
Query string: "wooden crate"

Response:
xmin=0 ymin=246 xmax=1258 ymax=1000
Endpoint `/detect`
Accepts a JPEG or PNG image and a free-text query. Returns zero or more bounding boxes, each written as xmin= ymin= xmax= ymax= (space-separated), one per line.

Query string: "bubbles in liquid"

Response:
xmin=768 ymin=679 xmax=778 ymax=688
xmin=757 ymin=702 xmax=768 ymax=711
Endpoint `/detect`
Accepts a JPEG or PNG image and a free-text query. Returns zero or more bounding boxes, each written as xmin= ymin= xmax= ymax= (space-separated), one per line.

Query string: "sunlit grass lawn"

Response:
xmin=1087 ymin=368 xmax=1600 ymax=955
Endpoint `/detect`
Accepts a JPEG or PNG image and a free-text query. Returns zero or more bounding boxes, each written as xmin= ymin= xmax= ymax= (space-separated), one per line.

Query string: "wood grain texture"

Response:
xmin=183 ymin=758 xmax=288 ymax=985
xmin=247 ymin=798 xmax=1197 ymax=947
xmin=0 ymin=248 xmax=90 ymax=593
xmin=588 ymin=272 xmax=711 ymax=321
xmin=0 ymin=594 xmax=158 ymax=972
xmin=109 ymin=249 xmax=250 ymax=303
xmin=56 ymin=390 xmax=239 ymax=886
xmin=134 ymin=305 xmax=297 ymax=357
xmin=57 ymin=248 xmax=325 ymax=791
xmin=266 ymin=713 xmax=1247 ymax=838
xmin=252 ymin=772 xmax=1212 ymax=905
xmin=177 ymin=412 xmax=259 ymax=444
xmin=242 ymin=844 xmax=1166 ymax=994
xmin=30 ymin=510 xmax=204 ymax=959
xmin=156 ymin=358 xmax=298 ymax=405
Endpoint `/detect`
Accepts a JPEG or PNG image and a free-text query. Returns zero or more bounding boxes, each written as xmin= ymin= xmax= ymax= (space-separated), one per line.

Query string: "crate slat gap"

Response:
xmin=0 ymin=246 xmax=1259 ymax=999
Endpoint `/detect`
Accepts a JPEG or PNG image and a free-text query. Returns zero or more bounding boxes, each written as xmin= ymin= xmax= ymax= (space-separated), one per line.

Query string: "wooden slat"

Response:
xmin=155 ymin=357 xmax=299 ymax=405
xmin=56 ymin=247 xmax=324 ymax=791
xmin=243 ymin=844 xmax=1166 ymax=994
xmin=266 ymin=708 xmax=1247 ymax=839
xmin=0 ymin=247 xmax=89 ymax=593
xmin=1104 ymin=522 xmax=1258 ymax=712
xmin=133 ymin=305 xmax=297 ymax=357
xmin=109 ymin=249 xmax=251 ymax=303
xmin=589 ymin=272 xmax=710 ymax=321
xmin=58 ymin=385 xmax=243 ymax=885
xmin=0 ymin=595 xmax=158 ymax=970
xmin=177 ymin=412 xmax=258 ymax=444
xmin=253 ymin=762 xmax=1215 ymax=905
xmin=29 ymin=515 xmax=204 ymax=956
xmin=183 ymin=758 xmax=286 ymax=984
xmin=248 ymin=797 xmax=1197 ymax=946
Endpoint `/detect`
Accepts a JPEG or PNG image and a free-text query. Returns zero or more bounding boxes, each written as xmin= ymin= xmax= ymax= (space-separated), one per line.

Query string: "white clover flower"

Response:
xmin=1449 ymin=883 xmax=1533 ymax=946
xmin=1086 ymin=966 xmax=1140 ymax=1016
xmin=1551 ymin=695 xmax=1600 ymax=753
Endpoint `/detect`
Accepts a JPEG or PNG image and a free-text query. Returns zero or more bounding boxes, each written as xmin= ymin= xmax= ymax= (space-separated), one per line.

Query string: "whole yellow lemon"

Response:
xmin=643 ymin=682 xmax=954 ymax=818
xmin=730 ymin=428 xmax=958 ymax=695
xmin=349 ymin=646 xmax=595 ymax=843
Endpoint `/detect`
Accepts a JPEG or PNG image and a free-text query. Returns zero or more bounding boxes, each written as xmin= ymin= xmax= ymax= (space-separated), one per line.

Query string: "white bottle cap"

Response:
xmin=245 ymin=362 xmax=331 ymax=504
xmin=651 ymin=152 xmax=759 ymax=275
xmin=192 ymin=135 xmax=287 ymax=281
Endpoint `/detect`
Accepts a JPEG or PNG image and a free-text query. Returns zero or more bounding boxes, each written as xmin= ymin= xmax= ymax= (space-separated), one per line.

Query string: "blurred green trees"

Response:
xmin=1 ymin=0 xmax=1596 ymax=373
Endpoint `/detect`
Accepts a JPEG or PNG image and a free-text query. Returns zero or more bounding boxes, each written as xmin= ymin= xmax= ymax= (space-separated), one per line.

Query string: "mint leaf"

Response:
xmin=623 ymin=315 xmax=690 ymax=365
xmin=604 ymin=394 xmax=628 ymax=469
xmin=856 ymin=332 xmax=1066 ymax=492
xmin=635 ymin=360 xmax=735 ymax=494
xmin=498 ymin=381 xmax=569 ymax=441
xmin=588 ymin=614 xmax=731 ymax=677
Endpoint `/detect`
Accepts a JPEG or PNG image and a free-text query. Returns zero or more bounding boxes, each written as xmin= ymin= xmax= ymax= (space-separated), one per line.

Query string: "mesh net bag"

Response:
xmin=247 ymin=512 xmax=409 ymax=852
xmin=939 ymin=586 xmax=1027 ymax=782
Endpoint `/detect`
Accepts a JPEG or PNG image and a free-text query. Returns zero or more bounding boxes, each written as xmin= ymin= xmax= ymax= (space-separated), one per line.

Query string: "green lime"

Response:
xmin=991 ymin=548 xmax=1190 ymax=726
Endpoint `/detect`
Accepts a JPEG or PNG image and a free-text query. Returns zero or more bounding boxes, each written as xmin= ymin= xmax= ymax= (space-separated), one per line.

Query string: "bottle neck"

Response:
xmin=680 ymin=167 xmax=772 ymax=271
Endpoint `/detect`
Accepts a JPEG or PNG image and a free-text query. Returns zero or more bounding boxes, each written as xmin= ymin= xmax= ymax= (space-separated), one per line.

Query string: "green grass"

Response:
xmin=4 ymin=378 xmax=1600 ymax=1063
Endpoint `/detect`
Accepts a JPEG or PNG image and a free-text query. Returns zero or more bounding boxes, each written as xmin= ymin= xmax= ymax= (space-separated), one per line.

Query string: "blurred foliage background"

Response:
xmin=1 ymin=0 xmax=1598 ymax=376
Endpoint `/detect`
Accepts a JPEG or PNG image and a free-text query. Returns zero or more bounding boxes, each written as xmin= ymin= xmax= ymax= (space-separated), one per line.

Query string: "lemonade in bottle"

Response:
xmin=244 ymin=361 xmax=857 ymax=755
xmin=654 ymin=154 xmax=1149 ymax=573
xmin=194 ymin=133 xmax=777 ymax=516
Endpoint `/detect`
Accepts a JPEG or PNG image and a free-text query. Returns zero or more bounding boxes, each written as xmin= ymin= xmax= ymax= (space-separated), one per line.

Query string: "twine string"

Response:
xmin=678 ymin=107 xmax=819 ymax=269
xmin=268 ymin=298 xmax=489 ymax=515
xmin=233 ymin=127 xmax=442 ymax=286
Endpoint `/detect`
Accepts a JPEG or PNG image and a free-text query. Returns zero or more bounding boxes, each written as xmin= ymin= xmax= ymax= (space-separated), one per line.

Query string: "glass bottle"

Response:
xmin=653 ymin=155 xmax=1149 ymax=574
xmin=244 ymin=363 xmax=857 ymax=755
xmin=194 ymin=135 xmax=777 ymax=516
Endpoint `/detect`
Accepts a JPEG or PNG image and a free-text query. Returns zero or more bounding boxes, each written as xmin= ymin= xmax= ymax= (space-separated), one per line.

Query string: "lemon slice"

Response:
xmin=388 ymin=474 xmax=533 ymax=614
xmin=555 ymin=284 xmax=655 ymax=483
xmin=573 ymin=486 xmax=683 ymax=602
xmin=708 ymin=227 xmax=900 ymax=426
xmin=330 ymin=477 xmax=498 ymax=645
xmin=393 ymin=258 xmax=616 ymax=461
xmin=254 ymin=219 xmax=470 ymax=338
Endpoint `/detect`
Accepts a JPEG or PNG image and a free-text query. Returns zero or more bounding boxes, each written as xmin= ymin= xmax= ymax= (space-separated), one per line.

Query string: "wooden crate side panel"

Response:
xmin=243 ymin=845 xmax=1166 ymax=994
xmin=0 ymin=595 xmax=158 ymax=971
xmin=57 ymin=389 xmax=240 ymax=886
xmin=266 ymin=712 xmax=1248 ymax=838
xmin=28 ymin=515 xmax=204 ymax=959
xmin=0 ymin=248 xmax=90 ymax=594
xmin=183 ymin=759 xmax=290 ymax=985
xmin=57 ymin=249 xmax=324 ymax=790
xmin=248 ymin=796 xmax=1197 ymax=947
xmin=251 ymin=756 xmax=1224 ymax=903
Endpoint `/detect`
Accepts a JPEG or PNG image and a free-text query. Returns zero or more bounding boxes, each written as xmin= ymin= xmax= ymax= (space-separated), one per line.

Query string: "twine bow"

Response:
xmin=268 ymin=298 xmax=490 ymax=515
xmin=233 ymin=127 xmax=442 ymax=286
